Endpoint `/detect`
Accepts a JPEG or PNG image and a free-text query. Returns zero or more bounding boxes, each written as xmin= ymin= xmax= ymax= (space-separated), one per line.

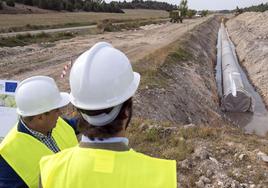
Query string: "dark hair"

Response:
xmin=77 ymin=98 xmax=133 ymax=140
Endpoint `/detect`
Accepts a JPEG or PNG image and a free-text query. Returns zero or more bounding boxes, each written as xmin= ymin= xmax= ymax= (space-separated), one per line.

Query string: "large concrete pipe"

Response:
xmin=220 ymin=23 xmax=252 ymax=112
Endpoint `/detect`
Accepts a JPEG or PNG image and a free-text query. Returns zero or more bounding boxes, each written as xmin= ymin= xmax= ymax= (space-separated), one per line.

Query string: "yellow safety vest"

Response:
xmin=0 ymin=117 xmax=78 ymax=188
xmin=40 ymin=146 xmax=177 ymax=188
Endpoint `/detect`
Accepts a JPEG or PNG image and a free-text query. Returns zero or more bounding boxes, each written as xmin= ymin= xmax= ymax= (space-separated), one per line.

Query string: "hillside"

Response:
xmin=0 ymin=2 xmax=55 ymax=14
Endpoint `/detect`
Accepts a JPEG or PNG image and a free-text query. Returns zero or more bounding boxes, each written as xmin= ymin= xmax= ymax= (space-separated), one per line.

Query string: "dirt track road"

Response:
xmin=0 ymin=25 xmax=97 ymax=37
xmin=0 ymin=16 xmax=210 ymax=91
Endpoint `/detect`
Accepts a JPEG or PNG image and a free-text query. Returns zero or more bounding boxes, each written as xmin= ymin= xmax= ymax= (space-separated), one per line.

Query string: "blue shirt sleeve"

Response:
xmin=62 ymin=117 xmax=79 ymax=135
xmin=0 ymin=155 xmax=28 ymax=188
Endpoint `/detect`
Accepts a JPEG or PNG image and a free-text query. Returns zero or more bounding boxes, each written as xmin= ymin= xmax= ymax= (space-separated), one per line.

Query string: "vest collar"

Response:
xmin=79 ymin=142 xmax=130 ymax=151
xmin=79 ymin=137 xmax=129 ymax=152
xmin=81 ymin=135 xmax=129 ymax=145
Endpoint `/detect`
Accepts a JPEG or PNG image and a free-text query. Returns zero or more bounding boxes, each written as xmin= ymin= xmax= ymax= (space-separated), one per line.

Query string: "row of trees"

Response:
xmin=1 ymin=0 xmax=124 ymax=13
xmin=242 ymin=3 xmax=268 ymax=12
xmin=0 ymin=0 xmax=210 ymax=15
xmin=115 ymin=0 xmax=176 ymax=11
xmin=1 ymin=0 xmax=177 ymax=12
xmin=235 ymin=3 xmax=268 ymax=15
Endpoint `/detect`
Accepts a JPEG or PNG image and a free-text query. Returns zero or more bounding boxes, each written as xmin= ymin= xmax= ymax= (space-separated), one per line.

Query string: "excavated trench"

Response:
xmin=217 ymin=23 xmax=268 ymax=136
xmin=134 ymin=16 xmax=224 ymax=126
xmin=134 ymin=15 xmax=268 ymax=137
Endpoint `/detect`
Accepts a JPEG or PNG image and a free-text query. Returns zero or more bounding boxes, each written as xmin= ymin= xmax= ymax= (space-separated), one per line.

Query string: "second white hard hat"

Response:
xmin=15 ymin=76 xmax=70 ymax=116
xmin=69 ymin=42 xmax=140 ymax=110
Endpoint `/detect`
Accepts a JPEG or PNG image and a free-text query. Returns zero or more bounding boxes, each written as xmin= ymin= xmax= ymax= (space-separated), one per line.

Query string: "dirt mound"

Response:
xmin=0 ymin=3 xmax=56 ymax=14
xmin=134 ymin=16 xmax=222 ymax=125
xmin=226 ymin=11 xmax=268 ymax=107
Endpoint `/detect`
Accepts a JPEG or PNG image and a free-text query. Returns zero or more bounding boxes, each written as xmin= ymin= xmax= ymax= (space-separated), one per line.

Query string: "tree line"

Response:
xmin=0 ymin=0 xmax=176 ymax=12
xmin=242 ymin=3 xmax=268 ymax=12
xmin=235 ymin=3 xmax=268 ymax=15
xmin=0 ymin=0 xmax=123 ymax=12
xmin=115 ymin=0 xmax=175 ymax=11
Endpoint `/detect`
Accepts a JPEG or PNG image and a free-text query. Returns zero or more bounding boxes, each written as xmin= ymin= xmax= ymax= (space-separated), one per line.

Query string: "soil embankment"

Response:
xmin=134 ymin=17 xmax=222 ymax=125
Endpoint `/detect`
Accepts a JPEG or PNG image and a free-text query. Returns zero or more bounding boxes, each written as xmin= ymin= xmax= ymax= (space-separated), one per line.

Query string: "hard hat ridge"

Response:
xmin=69 ymin=41 xmax=140 ymax=110
xmin=15 ymin=76 xmax=70 ymax=116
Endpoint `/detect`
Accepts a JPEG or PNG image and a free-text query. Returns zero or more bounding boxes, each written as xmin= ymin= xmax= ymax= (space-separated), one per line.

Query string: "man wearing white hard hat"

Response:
xmin=39 ymin=42 xmax=177 ymax=188
xmin=0 ymin=76 xmax=78 ymax=188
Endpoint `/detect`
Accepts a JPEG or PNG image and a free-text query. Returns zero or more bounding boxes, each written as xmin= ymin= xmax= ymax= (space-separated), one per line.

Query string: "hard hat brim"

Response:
xmin=56 ymin=92 xmax=71 ymax=110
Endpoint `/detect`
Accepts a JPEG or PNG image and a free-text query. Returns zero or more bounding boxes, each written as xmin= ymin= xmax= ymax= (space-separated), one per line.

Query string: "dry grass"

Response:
xmin=0 ymin=9 xmax=168 ymax=31
xmin=133 ymin=43 xmax=175 ymax=88
xmin=127 ymin=118 xmax=222 ymax=162
xmin=0 ymin=19 xmax=166 ymax=47
xmin=133 ymin=40 xmax=194 ymax=89
xmin=0 ymin=31 xmax=76 ymax=47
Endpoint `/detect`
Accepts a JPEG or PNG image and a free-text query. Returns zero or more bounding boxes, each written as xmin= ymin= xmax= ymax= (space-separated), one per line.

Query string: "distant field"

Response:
xmin=0 ymin=9 xmax=169 ymax=31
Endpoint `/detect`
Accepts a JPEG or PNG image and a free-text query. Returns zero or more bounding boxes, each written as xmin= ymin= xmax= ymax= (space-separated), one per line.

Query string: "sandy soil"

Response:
xmin=226 ymin=11 xmax=268 ymax=106
xmin=0 ymin=16 xmax=210 ymax=91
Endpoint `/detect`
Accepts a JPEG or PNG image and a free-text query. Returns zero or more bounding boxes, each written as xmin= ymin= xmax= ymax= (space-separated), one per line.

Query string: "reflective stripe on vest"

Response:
xmin=0 ymin=117 xmax=78 ymax=188
xmin=40 ymin=146 xmax=177 ymax=188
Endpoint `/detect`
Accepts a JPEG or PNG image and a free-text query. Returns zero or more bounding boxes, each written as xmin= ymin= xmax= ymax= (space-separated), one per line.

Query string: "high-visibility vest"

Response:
xmin=0 ymin=117 xmax=78 ymax=188
xmin=40 ymin=146 xmax=177 ymax=188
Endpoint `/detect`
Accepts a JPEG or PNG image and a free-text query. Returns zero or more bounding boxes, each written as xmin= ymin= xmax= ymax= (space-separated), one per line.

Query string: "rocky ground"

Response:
xmin=128 ymin=122 xmax=268 ymax=187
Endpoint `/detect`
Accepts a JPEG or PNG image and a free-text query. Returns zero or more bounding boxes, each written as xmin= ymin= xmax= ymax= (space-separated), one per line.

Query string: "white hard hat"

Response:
xmin=15 ymin=76 xmax=70 ymax=116
xmin=69 ymin=42 xmax=140 ymax=110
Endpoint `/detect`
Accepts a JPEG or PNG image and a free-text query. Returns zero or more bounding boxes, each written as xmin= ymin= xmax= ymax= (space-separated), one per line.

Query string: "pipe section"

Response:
xmin=220 ymin=23 xmax=252 ymax=112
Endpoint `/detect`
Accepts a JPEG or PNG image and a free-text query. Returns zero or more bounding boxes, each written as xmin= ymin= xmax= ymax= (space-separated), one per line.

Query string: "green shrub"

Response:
xmin=97 ymin=20 xmax=119 ymax=32
xmin=6 ymin=0 xmax=15 ymax=7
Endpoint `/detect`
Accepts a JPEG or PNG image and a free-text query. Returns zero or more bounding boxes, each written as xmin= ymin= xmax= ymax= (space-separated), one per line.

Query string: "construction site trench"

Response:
xmin=134 ymin=16 xmax=222 ymax=127
xmin=130 ymin=15 xmax=268 ymax=187
xmin=1 ymin=13 xmax=268 ymax=186
xmin=217 ymin=23 xmax=268 ymax=137
xmin=132 ymin=14 xmax=268 ymax=187
xmin=1 ymin=14 xmax=267 ymax=136
xmin=133 ymin=14 xmax=268 ymax=138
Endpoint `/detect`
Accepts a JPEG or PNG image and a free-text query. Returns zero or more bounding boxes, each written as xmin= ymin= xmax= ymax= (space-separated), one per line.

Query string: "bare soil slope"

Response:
xmin=134 ymin=17 xmax=221 ymax=125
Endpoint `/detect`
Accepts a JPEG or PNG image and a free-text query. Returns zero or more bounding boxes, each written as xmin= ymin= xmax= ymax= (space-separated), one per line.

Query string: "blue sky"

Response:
xmin=106 ymin=0 xmax=268 ymax=10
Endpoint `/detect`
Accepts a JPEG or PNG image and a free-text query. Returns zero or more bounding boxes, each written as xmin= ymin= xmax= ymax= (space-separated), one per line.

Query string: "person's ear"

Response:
xmin=122 ymin=107 xmax=130 ymax=120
